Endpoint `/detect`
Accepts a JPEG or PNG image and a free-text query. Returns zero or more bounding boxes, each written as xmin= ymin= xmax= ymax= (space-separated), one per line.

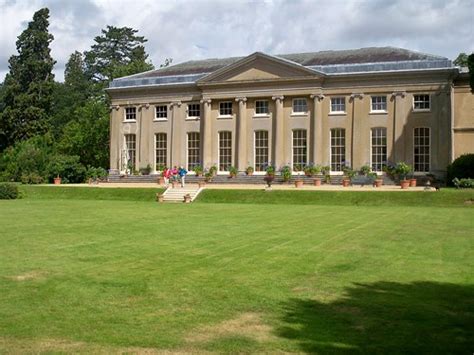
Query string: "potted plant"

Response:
xmin=371 ymin=172 xmax=383 ymax=187
xmin=54 ymin=175 xmax=61 ymax=185
xmin=409 ymin=169 xmax=417 ymax=187
xmin=396 ymin=162 xmax=412 ymax=189
xmin=209 ymin=165 xmax=218 ymax=176
xmin=304 ymin=165 xmax=314 ymax=177
xmin=321 ymin=166 xmax=331 ymax=184
xmin=359 ymin=165 xmax=371 ymax=176
xmin=229 ymin=166 xmax=237 ymax=178
xmin=263 ymin=174 xmax=274 ymax=188
xmin=204 ymin=171 xmax=213 ymax=182
xmin=246 ymin=166 xmax=254 ymax=176
xmin=312 ymin=165 xmax=322 ymax=186
xmin=280 ymin=165 xmax=291 ymax=183
xmin=194 ymin=165 xmax=203 ymax=177
xmin=294 ymin=178 xmax=304 ymax=188
xmin=342 ymin=166 xmax=356 ymax=187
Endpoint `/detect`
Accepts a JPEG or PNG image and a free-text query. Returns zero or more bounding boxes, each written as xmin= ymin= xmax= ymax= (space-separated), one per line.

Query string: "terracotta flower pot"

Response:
xmin=374 ymin=179 xmax=383 ymax=188
xmin=313 ymin=178 xmax=322 ymax=186
xmin=295 ymin=180 xmax=304 ymax=188
xmin=400 ymin=180 xmax=410 ymax=189
xmin=409 ymin=178 xmax=417 ymax=187
xmin=54 ymin=177 xmax=61 ymax=185
xmin=342 ymin=179 xmax=351 ymax=187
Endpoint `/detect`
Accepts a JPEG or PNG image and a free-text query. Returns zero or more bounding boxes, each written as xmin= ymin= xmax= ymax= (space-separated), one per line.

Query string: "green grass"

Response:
xmin=0 ymin=186 xmax=473 ymax=353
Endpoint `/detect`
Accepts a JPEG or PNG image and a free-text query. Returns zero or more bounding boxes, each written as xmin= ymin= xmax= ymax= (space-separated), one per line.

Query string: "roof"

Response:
xmin=109 ymin=46 xmax=454 ymax=89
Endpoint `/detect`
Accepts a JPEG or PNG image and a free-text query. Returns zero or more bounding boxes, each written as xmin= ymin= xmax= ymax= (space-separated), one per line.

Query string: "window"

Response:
xmin=123 ymin=134 xmax=136 ymax=171
xmin=371 ymin=128 xmax=387 ymax=172
xmin=292 ymin=98 xmax=308 ymax=113
xmin=125 ymin=107 xmax=137 ymax=121
xmin=155 ymin=133 xmax=167 ymax=169
xmin=414 ymin=127 xmax=430 ymax=172
xmin=155 ymin=105 xmax=167 ymax=120
xmin=371 ymin=96 xmax=387 ymax=112
xmin=413 ymin=94 xmax=430 ymax=111
xmin=292 ymin=130 xmax=307 ymax=170
xmin=218 ymin=131 xmax=232 ymax=171
xmin=187 ymin=103 xmax=201 ymax=118
xmin=219 ymin=101 xmax=233 ymax=116
xmin=330 ymin=128 xmax=345 ymax=171
xmin=255 ymin=100 xmax=269 ymax=115
xmin=254 ymin=131 xmax=269 ymax=172
xmin=187 ymin=132 xmax=200 ymax=170
xmin=330 ymin=97 xmax=345 ymax=113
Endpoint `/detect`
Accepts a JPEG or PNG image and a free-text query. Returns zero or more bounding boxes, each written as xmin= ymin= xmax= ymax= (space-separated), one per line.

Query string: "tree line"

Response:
xmin=0 ymin=8 xmax=165 ymax=183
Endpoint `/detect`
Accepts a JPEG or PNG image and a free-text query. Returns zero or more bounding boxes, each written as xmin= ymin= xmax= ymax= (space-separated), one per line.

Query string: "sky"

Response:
xmin=0 ymin=0 xmax=473 ymax=82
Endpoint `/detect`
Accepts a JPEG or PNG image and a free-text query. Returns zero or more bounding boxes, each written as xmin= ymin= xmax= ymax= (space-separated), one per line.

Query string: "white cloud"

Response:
xmin=0 ymin=0 xmax=473 ymax=81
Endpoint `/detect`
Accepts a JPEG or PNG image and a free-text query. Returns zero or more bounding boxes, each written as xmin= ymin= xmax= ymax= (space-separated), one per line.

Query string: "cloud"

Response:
xmin=0 ymin=0 xmax=473 ymax=82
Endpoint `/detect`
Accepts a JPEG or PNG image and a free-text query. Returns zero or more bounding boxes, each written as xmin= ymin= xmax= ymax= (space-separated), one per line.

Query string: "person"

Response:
xmin=163 ymin=167 xmax=171 ymax=187
xmin=171 ymin=166 xmax=178 ymax=184
xmin=178 ymin=166 xmax=188 ymax=187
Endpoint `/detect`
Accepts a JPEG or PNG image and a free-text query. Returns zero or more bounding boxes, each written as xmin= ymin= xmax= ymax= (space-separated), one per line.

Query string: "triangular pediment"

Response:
xmin=197 ymin=52 xmax=324 ymax=84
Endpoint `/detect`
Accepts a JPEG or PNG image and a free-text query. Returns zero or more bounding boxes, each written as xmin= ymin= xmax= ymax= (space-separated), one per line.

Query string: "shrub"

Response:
xmin=0 ymin=183 xmax=19 ymax=199
xmin=47 ymin=155 xmax=86 ymax=183
xmin=229 ymin=166 xmax=238 ymax=176
xmin=452 ymin=178 xmax=474 ymax=188
xmin=280 ymin=165 xmax=292 ymax=181
xmin=194 ymin=165 xmax=203 ymax=175
xmin=395 ymin=162 xmax=412 ymax=180
xmin=20 ymin=173 xmax=44 ymax=184
xmin=447 ymin=154 xmax=474 ymax=184
xmin=86 ymin=166 xmax=108 ymax=181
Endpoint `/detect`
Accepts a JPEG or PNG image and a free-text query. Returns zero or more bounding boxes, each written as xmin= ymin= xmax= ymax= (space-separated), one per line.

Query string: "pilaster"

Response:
xmin=272 ymin=95 xmax=284 ymax=169
xmin=310 ymin=94 xmax=325 ymax=165
xmin=391 ymin=91 xmax=406 ymax=163
xmin=349 ymin=93 xmax=364 ymax=168
xmin=200 ymin=98 xmax=212 ymax=169
xmin=235 ymin=97 xmax=247 ymax=171
xmin=169 ymin=101 xmax=182 ymax=167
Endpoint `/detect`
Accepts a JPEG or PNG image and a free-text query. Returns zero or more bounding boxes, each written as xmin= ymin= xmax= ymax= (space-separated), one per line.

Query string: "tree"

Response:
xmin=468 ymin=53 xmax=474 ymax=92
xmin=0 ymin=8 xmax=55 ymax=151
xmin=454 ymin=53 xmax=468 ymax=67
xmin=84 ymin=26 xmax=154 ymax=85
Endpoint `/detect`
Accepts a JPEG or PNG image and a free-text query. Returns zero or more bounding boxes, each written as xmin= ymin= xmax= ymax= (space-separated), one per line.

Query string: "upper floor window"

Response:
xmin=413 ymin=94 xmax=430 ymax=111
xmin=371 ymin=96 xmax=387 ymax=112
xmin=155 ymin=105 xmax=167 ymax=120
xmin=125 ymin=107 xmax=137 ymax=121
xmin=187 ymin=103 xmax=201 ymax=118
xmin=292 ymin=98 xmax=308 ymax=114
xmin=255 ymin=100 xmax=269 ymax=115
xmin=219 ymin=101 xmax=233 ymax=116
xmin=330 ymin=97 xmax=346 ymax=113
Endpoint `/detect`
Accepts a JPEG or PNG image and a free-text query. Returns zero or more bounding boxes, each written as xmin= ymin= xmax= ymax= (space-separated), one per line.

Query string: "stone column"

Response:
xmin=109 ymin=105 xmax=121 ymax=174
xmin=200 ymin=98 xmax=212 ymax=169
xmin=272 ymin=95 xmax=284 ymax=169
xmin=349 ymin=93 xmax=364 ymax=168
xmin=169 ymin=101 xmax=182 ymax=167
xmin=310 ymin=94 xmax=324 ymax=165
xmin=235 ymin=97 xmax=247 ymax=172
xmin=391 ymin=91 xmax=406 ymax=163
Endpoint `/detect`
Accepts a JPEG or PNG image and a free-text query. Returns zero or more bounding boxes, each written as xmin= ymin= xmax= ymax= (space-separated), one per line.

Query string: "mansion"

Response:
xmin=106 ymin=47 xmax=473 ymax=177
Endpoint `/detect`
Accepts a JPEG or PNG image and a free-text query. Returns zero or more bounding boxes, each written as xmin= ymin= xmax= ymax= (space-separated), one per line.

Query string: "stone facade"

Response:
xmin=106 ymin=47 xmax=473 ymax=177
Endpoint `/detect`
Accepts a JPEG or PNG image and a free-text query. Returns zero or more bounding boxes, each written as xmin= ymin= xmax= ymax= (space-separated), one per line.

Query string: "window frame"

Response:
xmin=124 ymin=107 xmax=137 ymax=121
xmin=292 ymin=98 xmax=308 ymax=115
xmin=186 ymin=103 xmax=201 ymax=120
xmin=254 ymin=100 xmax=270 ymax=117
xmin=254 ymin=130 xmax=269 ymax=172
xmin=370 ymin=127 xmax=387 ymax=173
xmin=292 ymin=129 xmax=308 ymax=172
xmin=370 ymin=96 xmax=388 ymax=113
xmin=123 ymin=134 xmax=137 ymax=172
xmin=218 ymin=131 xmax=232 ymax=172
xmin=154 ymin=132 xmax=167 ymax=171
xmin=413 ymin=127 xmax=431 ymax=173
xmin=219 ymin=101 xmax=233 ymax=117
xmin=330 ymin=97 xmax=346 ymax=114
xmin=186 ymin=132 xmax=201 ymax=171
xmin=330 ymin=128 xmax=346 ymax=173
xmin=413 ymin=94 xmax=431 ymax=112
xmin=154 ymin=105 xmax=168 ymax=121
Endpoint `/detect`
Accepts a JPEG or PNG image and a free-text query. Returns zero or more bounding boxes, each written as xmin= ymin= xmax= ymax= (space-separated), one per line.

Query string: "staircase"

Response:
xmin=160 ymin=185 xmax=202 ymax=203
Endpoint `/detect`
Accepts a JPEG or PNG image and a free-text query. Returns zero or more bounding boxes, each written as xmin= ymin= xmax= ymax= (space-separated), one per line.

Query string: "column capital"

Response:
xmin=349 ymin=93 xmax=364 ymax=101
xmin=235 ymin=97 xmax=247 ymax=103
xmin=200 ymin=98 xmax=212 ymax=104
xmin=271 ymin=95 xmax=284 ymax=102
xmin=310 ymin=94 xmax=325 ymax=101
xmin=391 ymin=91 xmax=406 ymax=99
xmin=110 ymin=105 xmax=120 ymax=111
xmin=170 ymin=101 xmax=182 ymax=109
xmin=138 ymin=103 xmax=150 ymax=111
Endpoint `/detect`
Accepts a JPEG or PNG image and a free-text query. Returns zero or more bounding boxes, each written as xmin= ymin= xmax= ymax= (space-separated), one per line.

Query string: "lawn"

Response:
xmin=0 ymin=186 xmax=473 ymax=353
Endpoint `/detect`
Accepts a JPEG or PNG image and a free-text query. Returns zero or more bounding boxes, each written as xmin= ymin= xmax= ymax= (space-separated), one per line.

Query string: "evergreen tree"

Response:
xmin=454 ymin=53 xmax=468 ymax=67
xmin=84 ymin=26 xmax=154 ymax=85
xmin=0 ymin=8 xmax=55 ymax=151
